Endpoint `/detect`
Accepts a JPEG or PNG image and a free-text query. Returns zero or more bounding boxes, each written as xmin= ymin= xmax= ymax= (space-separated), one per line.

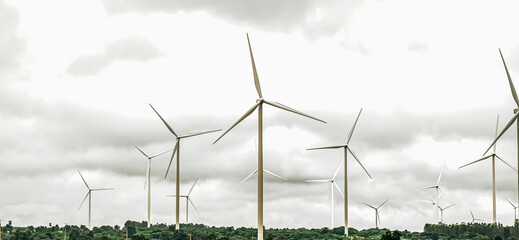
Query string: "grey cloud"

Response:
xmin=407 ymin=41 xmax=428 ymax=52
xmin=0 ymin=0 xmax=25 ymax=73
xmin=66 ymin=37 xmax=162 ymax=76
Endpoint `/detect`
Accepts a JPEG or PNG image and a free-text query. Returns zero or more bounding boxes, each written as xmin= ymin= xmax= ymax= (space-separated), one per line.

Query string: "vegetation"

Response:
xmin=1 ymin=220 xmax=519 ymax=240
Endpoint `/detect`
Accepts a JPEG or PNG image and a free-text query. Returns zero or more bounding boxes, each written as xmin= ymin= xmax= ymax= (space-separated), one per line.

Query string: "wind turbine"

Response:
xmin=149 ymin=103 xmax=220 ymax=230
xmin=437 ymin=203 xmax=455 ymax=224
xmin=167 ymin=177 xmax=200 ymax=223
xmin=459 ymin=115 xmax=518 ymax=223
xmin=423 ymin=161 xmax=447 ymax=221
xmin=306 ymin=108 xmax=371 ymax=236
xmin=469 ymin=209 xmax=484 ymax=223
xmin=305 ymin=162 xmax=344 ymax=229
xmin=507 ymin=199 xmax=518 ymax=222
xmin=422 ymin=191 xmax=442 ymax=223
xmin=127 ymin=138 xmax=172 ymax=227
xmin=483 ymin=49 xmax=519 ymax=208
xmin=362 ymin=199 xmax=388 ymax=229
xmin=77 ymin=170 xmax=113 ymax=228
xmin=213 ymin=33 xmax=326 ymax=240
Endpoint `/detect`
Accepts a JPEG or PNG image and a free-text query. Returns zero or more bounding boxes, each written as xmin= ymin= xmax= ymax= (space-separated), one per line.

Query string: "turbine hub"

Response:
xmin=256 ymin=98 xmax=264 ymax=103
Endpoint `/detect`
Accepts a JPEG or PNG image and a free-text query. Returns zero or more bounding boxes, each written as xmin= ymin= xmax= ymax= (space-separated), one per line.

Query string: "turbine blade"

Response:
xmin=458 ymin=155 xmax=492 ymax=169
xmin=144 ymin=163 xmax=149 ymax=190
xmin=347 ymin=147 xmax=372 ymax=179
xmin=377 ymin=211 xmax=381 ymax=226
xmin=363 ymin=203 xmax=377 ymax=209
xmin=332 ymin=161 xmax=343 ymax=180
xmin=470 ymin=209 xmax=475 ymax=219
xmin=307 ymin=145 xmax=346 ymax=150
xmin=264 ymin=169 xmax=287 ymax=180
xmin=483 ymin=112 xmax=519 ymax=155
xmin=181 ymin=129 xmax=222 ymax=139
xmin=213 ymin=102 xmax=260 ymax=144
xmin=507 ymin=199 xmax=517 ymax=208
xmin=305 ymin=179 xmax=330 ymax=183
xmin=499 ymin=48 xmax=519 ymax=107
xmin=77 ymin=170 xmax=90 ymax=190
xmin=164 ymin=140 xmax=179 ymax=179
xmin=91 ymin=188 xmax=114 ymax=191
xmin=378 ymin=199 xmax=389 ymax=209
xmin=444 ymin=203 xmax=456 ymax=210
xmin=264 ymin=100 xmax=327 ymax=123
xmin=246 ymin=33 xmax=263 ymax=99
xmin=346 ymin=108 xmax=362 ymax=144
xmin=149 ymin=104 xmax=178 ymax=138
xmin=238 ymin=169 xmax=259 ymax=186
xmin=188 ymin=197 xmax=200 ymax=215
xmin=495 ymin=155 xmax=518 ymax=172
xmin=333 ymin=181 xmax=344 ymax=198
xmin=494 ymin=115 xmax=500 ymax=153
xmin=166 ymin=195 xmax=176 ymax=197
xmin=149 ymin=148 xmax=173 ymax=159
xmin=127 ymin=138 xmax=149 ymax=158
xmin=423 ymin=186 xmax=437 ymax=189
xmin=78 ymin=191 xmax=89 ymax=210
xmin=187 ymin=177 xmax=199 ymax=196
xmin=437 ymin=161 xmax=446 ymax=185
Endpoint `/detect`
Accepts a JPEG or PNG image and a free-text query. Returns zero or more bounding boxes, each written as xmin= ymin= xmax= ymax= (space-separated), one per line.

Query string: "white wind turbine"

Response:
xmin=362 ymin=199 xmax=388 ymax=229
xmin=305 ymin=162 xmax=344 ymax=229
xmin=507 ymin=199 xmax=518 ymax=222
xmin=306 ymin=108 xmax=371 ymax=236
xmin=167 ymin=177 xmax=200 ymax=223
xmin=422 ymin=192 xmax=442 ymax=223
xmin=423 ymin=161 xmax=447 ymax=222
xmin=149 ymin=104 xmax=220 ymax=230
xmin=459 ymin=115 xmax=517 ymax=223
xmin=77 ymin=170 xmax=113 ymax=228
xmin=127 ymin=138 xmax=172 ymax=227
xmin=483 ymin=49 xmax=519 ymax=208
xmin=213 ymin=33 xmax=326 ymax=240
xmin=470 ymin=209 xmax=484 ymax=223
xmin=437 ymin=203 xmax=455 ymax=224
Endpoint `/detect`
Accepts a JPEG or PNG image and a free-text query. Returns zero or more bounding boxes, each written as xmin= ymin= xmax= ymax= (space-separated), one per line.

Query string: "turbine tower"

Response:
xmin=470 ymin=209 xmax=484 ymax=223
xmin=437 ymin=204 xmax=455 ymax=224
xmin=362 ymin=199 xmax=388 ymax=229
xmin=149 ymin=104 xmax=220 ymax=230
xmin=424 ymin=161 xmax=447 ymax=222
xmin=167 ymin=178 xmax=200 ymax=223
xmin=127 ymin=138 xmax=172 ymax=227
xmin=77 ymin=170 xmax=113 ymax=228
xmin=507 ymin=199 xmax=518 ymax=222
xmin=213 ymin=33 xmax=326 ymax=240
xmin=305 ymin=162 xmax=344 ymax=229
xmin=306 ymin=108 xmax=371 ymax=236
xmin=483 ymin=49 xmax=519 ymax=208
xmin=459 ymin=115 xmax=517 ymax=223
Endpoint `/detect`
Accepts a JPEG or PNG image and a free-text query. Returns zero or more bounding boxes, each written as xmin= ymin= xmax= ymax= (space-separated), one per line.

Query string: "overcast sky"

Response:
xmin=2 ymin=0 xmax=519 ymax=232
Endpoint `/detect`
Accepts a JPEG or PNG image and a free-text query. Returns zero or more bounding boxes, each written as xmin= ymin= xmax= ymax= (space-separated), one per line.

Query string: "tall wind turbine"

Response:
xmin=213 ymin=33 xmax=326 ymax=240
xmin=437 ymin=203 xmax=455 ymax=224
xmin=77 ymin=170 xmax=113 ymax=228
xmin=127 ymin=138 xmax=172 ymax=227
xmin=424 ymin=161 xmax=447 ymax=222
xmin=483 ymin=49 xmax=519 ymax=207
xmin=167 ymin=177 xmax=200 ymax=223
xmin=149 ymin=104 xmax=220 ymax=230
xmin=470 ymin=209 xmax=484 ymax=223
xmin=306 ymin=108 xmax=371 ymax=236
xmin=507 ymin=199 xmax=518 ymax=222
xmin=459 ymin=115 xmax=518 ymax=223
xmin=305 ymin=162 xmax=344 ymax=229
xmin=362 ymin=199 xmax=388 ymax=229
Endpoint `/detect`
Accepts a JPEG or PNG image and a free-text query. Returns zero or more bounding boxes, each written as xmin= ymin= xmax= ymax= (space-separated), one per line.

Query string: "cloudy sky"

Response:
xmin=2 ymin=0 xmax=519 ymax=232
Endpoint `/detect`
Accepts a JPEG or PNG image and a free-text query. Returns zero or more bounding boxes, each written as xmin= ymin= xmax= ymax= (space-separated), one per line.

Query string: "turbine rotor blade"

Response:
xmin=246 ymin=33 xmax=263 ymax=99
xmin=187 ymin=177 xmax=199 ymax=196
xmin=263 ymin=169 xmax=287 ymax=180
xmin=347 ymin=147 xmax=372 ymax=179
xmin=499 ymin=48 xmax=519 ymax=107
xmin=91 ymin=188 xmax=113 ymax=191
xmin=332 ymin=161 xmax=343 ymax=180
xmin=346 ymin=108 xmax=362 ymax=144
xmin=363 ymin=202 xmax=377 ymax=209
xmin=437 ymin=161 xmax=446 ymax=185
xmin=470 ymin=209 xmax=475 ymax=219
xmin=333 ymin=181 xmax=344 ymax=198
xmin=144 ymin=163 xmax=150 ymax=190
xmin=495 ymin=154 xmax=518 ymax=172
xmin=238 ymin=169 xmax=259 ymax=186
xmin=127 ymin=138 xmax=149 ymax=158
xmin=444 ymin=203 xmax=456 ymax=210
xmin=305 ymin=179 xmax=330 ymax=183
xmin=164 ymin=140 xmax=179 ymax=179
xmin=494 ymin=115 xmax=500 ymax=153
xmin=507 ymin=199 xmax=517 ymax=208
xmin=180 ymin=129 xmax=222 ymax=139
xmin=458 ymin=155 xmax=492 ymax=169
xmin=483 ymin=112 xmax=519 ymax=155
xmin=378 ymin=199 xmax=389 ymax=209
xmin=263 ymin=100 xmax=327 ymax=124
xmin=307 ymin=145 xmax=346 ymax=151
xmin=213 ymin=102 xmax=260 ymax=144
xmin=149 ymin=148 xmax=173 ymax=159
xmin=149 ymin=104 xmax=178 ymax=138
xmin=77 ymin=170 xmax=90 ymax=190
xmin=188 ymin=197 xmax=200 ymax=215
xmin=78 ymin=191 xmax=90 ymax=210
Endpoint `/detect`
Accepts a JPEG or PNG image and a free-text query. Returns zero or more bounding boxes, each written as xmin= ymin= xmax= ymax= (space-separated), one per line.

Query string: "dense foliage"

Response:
xmin=1 ymin=220 xmax=519 ymax=240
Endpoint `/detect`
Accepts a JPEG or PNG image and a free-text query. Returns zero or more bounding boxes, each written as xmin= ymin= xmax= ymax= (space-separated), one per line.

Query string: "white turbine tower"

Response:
xmin=470 ymin=209 xmax=484 ymax=223
xmin=167 ymin=178 xmax=200 ymax=223
xmin=127 ymin=138 xmax=172 ymax=227
xmin=437 ymin=204 xmax=455 ymax=224
xmin=507 ymin=199 xmax=518 ymax=222
xmin=213 ymin=33 xmax=326 ymax=240
xmin=362 ymin=199 xmax=389 ymax=229
xmin=77 ymin=170 xmax=113 ymax=228
xmin=459 ymin=115 xmax=517 ymax=223
xmin=306 ymin=108 xmax=371 ymax=236
xmin=149 ymin=103 xmax=220 ymax=230
xmin=305 ymin=162 xmax=344 ymax=229
xmin=423 ymin=161 xmax=447 ymax=222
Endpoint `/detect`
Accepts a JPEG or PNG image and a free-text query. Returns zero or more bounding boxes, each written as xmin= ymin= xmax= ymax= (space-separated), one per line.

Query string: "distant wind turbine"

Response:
xmin=167 ymin=177 xmax=200 ymax=223
xmin=459 ymin=115 xmax=517 ymax=223
xmin=423 ymin=161 xmax=447 ymax=222
xmin=483 ymin=49 xmax=519 ymax=208
xmin=306 ymin=108 xmax=371 ymax=236
xmin=305 ymin=162 xmax=344 ymax=229
xmin=437 ymin=204 xmax=455 ymax=224
xmin=149 ymin=103 xmax=220 ymax=230
xmin=362 ymin=199 xmax=389 ymax=229
xmin=77 ymin=170 xmax=113 ymax=228
xmin=422 ymin=192 xmax=442 ymax=223
xmin=127 ymin=138 xmax=172 ymax=227
xmin=213 ymin=33 xmax=326 ymax=240
xmin=507 ymin=199 xmax=518 ymax=222
xmin=470 ymin=209 xmax=484 ymax=223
